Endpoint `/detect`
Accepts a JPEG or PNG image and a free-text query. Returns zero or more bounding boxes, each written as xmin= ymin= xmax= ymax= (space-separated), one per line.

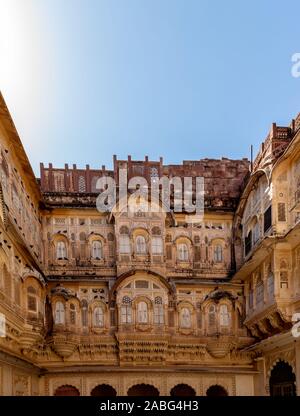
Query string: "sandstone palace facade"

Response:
xmin=0 ymin=92 xmax=300 ymax=396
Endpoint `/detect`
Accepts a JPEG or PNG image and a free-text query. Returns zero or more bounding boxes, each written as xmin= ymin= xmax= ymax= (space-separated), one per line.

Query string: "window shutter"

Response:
xmin=264 ymin=206 xmax=272 ymax=232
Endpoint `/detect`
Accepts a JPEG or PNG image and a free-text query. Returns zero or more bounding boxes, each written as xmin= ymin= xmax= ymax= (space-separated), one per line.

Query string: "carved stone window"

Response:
xmin=55 ymin=301 xmax=65 ymax=324
xmin=280 ymin=271 xmax=288 ymax=289
xmin=119 ymin=235 xmax=130 ymax=254
xmin=219 ymin=304 xmax=230 ymax=327
xmin=213 ymin=245 xmax=223 ymax=263
xmin=91 ymin=240 xmax=103 ymax=259
xmin=136 ymin=235 xmax=146 ymax=254
xmin=121 ymin=296 xmax=132 ymax=324
xmin=177 ymin=243 xmax=188 ymax=261
xmin=154 ymin=297 xmax=164 ymax=324
xmin=280 ymin=260 xmax=288 ymax=289
xmin=81 ymin=299 xmax=88 ymax=327
xmin=78 ymin=176 xmax=86 ymax=192
xmin=152 ymin=237 xmax=163 ymax=254
xmin=93 ymin=306 xmax=104 ymax=327
xmin=56 ymin=241 xmax=67 ymax=260
xmin=208 ymin=304 xmax=216 ymax=326
xmin=180 ymin=307 xmax=191 ymax=328
xmin=137 ymin=301 xmax=148 ymax=323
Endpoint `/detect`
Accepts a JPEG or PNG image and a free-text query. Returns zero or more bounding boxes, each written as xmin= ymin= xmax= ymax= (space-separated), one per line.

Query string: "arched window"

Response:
xmin=121 ymin=296 xmax=132 ymax=324
xmin=154 ymin=297 xmax=164 ymax=324
xmin=180 ymin=307 xmax=191 ymax=328
xmin=177 ymin=243 xmax=188 ymax=261
xmin=70 ymin=303 xmax=76 ymax=325
xmin=152 ymin=237 xmax=163 ymax=254
xmin=93 ymin=307 xmax=104 ymax=327
xmin=81 ymin=299 xmax=88 ymax=327
xmin=136 ymin=236 xmax=146 ymax=254
xmin=279 ymin=260 xmax=288 ymax=289
xmin=91 ymin=240 xmax=103 ymax=259
xmin=256 ymin=278 xmax=264 ymax=306
xmin=219 ymin=304 xmax=230 ymax=326
xmin=208 ymin=304 xmax=216 ymax=326
xmin=137 ymin=301 xmax=148 ymax=323
xmin=119 ymin=235 xmax=130 ymax=254
xmin=56 ymin=241 xmax=67 ymax=259
xmin=55 ymin=301 xmax=65 ymax=324
xmin=214 ymin=245 xmax=223 ymax=263
xmin=27 ymin=286 xmax=37 ymax=312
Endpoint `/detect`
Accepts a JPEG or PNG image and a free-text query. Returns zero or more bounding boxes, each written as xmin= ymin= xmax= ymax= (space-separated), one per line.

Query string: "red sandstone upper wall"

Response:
xmin=40 ymin=157 xmax=250 ymax=209
xmin=164 ymin=158 xmax=250 ymax=199
xmin=39 ymin=111 xmax=300 ymax=206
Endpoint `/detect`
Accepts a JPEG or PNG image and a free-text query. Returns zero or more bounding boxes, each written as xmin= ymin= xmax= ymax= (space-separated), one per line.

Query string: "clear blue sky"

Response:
xmin=1 ymin=0 xmax=300 ymax=175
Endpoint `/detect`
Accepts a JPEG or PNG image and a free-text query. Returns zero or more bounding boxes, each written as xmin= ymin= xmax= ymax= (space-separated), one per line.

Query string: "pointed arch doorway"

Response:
xmin=270 ymin=360 xmax=296 ymax=396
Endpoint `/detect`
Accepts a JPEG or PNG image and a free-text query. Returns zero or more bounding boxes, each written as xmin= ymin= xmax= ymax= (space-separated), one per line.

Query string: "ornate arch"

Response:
xmin=89 ymin=379 xmax=118 ymax=395
xmin=126 ymin=381 xmax=160 ymax=396
xmin=110 ymin=269 xmax=174 ymax=301
xmin=53 ymin=383 xmax=80 ymax=396
xmin=88 ymin=233 xmax=106 ymax=243
xmin=174 ymin=235 xmax=193 ymax=244
xmin=266 ymin=354 xmax=296 ymax=378
xmin=21 ymin=268 xmax=46 ymax=286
